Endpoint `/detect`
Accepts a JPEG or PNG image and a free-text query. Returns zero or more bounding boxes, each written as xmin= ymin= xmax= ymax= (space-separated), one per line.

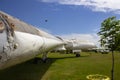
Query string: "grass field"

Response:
xmin=0 ymin=52 xmax=120 ymax=80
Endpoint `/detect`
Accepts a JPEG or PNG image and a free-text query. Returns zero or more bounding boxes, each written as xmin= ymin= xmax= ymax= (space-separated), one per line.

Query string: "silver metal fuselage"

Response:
xmin=65 ymin=40 xmax=97 ymax=50
xmin=0 ymin=11 xmax=64 ymax=70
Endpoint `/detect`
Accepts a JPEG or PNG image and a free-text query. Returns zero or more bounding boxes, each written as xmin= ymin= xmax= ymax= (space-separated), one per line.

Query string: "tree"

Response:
xmin=98 ymin=16 xmax=120 ymax=80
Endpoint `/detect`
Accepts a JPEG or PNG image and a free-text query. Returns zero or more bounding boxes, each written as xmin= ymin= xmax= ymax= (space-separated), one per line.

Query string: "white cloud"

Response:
xmin=41 ymin=0 xmax=120 ymax=14
xmin=59 ymin=33 xmax=100 ymax=47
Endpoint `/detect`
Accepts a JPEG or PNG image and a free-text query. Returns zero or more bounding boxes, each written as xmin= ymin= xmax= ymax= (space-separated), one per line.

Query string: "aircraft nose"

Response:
xmin=41 ymin=38 xmax=64 ymax=52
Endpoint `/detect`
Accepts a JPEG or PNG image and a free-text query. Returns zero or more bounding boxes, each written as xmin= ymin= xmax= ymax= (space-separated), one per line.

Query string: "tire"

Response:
xmin=76 ymin=53 xmax=80 ymax=57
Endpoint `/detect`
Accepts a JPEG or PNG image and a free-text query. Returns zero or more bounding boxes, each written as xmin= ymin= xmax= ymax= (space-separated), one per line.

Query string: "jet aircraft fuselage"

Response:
xmin=0 ymin=11 xmax=64 ymax=70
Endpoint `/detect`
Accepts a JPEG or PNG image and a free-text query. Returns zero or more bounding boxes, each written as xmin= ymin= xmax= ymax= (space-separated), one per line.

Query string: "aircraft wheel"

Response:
xmin=42 ymin=58 xmax=47 ymax=63
xmin=42 ymin=52 xmax=48 ymax=63
xmin=76 ymin=53 xmax=80 ymax=57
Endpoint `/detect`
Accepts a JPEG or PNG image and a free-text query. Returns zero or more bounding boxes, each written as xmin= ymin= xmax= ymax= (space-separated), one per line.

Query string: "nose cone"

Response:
xmin=42 ymin=38 xmax=65 ymax=52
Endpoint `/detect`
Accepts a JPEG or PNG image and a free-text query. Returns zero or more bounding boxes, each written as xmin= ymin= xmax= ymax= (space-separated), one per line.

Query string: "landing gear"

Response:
xmin=42 ymin=52 xmax=48 ymax=63
xmin=66 ymin=50 xmax=81 ymax=57
xmin=76 ymin=53 xmax=80 ymax=57
xmin=74 ymin=52 xmax=80 ymax=57
xmin=33 ymin=52 xmax=48 ymax=64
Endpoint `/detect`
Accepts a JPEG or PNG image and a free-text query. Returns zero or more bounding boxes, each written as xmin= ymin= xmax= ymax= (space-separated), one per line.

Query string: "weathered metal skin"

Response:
xmin=65 ymin=39 xmax=97 ymax=50
xmin=0 ymin=11 xmax=64 ymax=70
xmin=0 ymin=13 xmax=15 ymax=63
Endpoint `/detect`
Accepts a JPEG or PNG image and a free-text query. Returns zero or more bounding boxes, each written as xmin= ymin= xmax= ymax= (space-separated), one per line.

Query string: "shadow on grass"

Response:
xmin=0 ymin=55 xmax=89 ymax=80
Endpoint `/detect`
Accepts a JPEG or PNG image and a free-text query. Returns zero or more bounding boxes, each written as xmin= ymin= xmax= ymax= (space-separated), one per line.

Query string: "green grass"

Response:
xmin=0 ymin=52 xmax=120 ymax=80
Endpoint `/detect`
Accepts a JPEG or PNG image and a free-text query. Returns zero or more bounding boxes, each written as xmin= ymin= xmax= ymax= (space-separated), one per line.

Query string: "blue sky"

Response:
xmin=0 ymin=0 xmax=120 ymax=45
